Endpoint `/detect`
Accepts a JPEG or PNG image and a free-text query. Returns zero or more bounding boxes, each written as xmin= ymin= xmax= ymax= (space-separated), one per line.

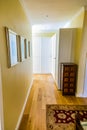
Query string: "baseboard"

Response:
xmin=76 ymin=93 xmax=83 ymax=97
xmin=76 ymin=93 xmax=87 ymax=97
xmin=15 ymin=80 xmax=33 ymax=130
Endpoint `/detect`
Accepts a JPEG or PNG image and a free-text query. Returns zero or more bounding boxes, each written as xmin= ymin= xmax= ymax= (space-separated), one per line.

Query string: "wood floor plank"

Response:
xmin=19 ymin=74 xmax=87 ymax=130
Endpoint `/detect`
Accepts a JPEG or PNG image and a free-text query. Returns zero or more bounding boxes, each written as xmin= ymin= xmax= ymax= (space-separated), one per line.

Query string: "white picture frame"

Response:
xmin=19 ymin=36 xmax=26 ymax=62
xmin=5 ymin=27 xmax=18 ymax=67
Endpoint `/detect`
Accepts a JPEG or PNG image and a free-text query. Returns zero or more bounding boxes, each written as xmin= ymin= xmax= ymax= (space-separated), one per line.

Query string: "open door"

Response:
xmin=51 ymin=34 xmax=56 ymax=79
xmin=0 ymin=65 xmax=4 ymax=130
xmin=83 ymin=54 xmax=87 ymax=97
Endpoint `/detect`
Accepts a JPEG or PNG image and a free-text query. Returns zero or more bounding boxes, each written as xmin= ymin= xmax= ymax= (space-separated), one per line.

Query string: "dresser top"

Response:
xmin=60 ymin=62 xmax=77 ymax=65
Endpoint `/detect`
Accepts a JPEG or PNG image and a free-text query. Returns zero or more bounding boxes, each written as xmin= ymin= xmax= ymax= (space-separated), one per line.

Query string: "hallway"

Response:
xmin=19 ymin=74 xmax=87 ymax=130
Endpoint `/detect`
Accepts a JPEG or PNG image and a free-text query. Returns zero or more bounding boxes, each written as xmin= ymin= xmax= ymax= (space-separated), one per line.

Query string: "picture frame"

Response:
xmin=28 ymin=40 xmax=30 ymax=57
xmin=5 ymin=27 xmax=19 ymax=67
xmin=25 ymin=39 xmax=31 ymax=58
xmin=25 ymin=39 xmax=29 ymax=58
xmin=19 ymin=36 xmax=26 ymax=62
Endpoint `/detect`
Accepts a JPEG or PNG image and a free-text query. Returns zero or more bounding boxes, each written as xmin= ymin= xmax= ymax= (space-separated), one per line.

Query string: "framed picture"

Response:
xmin=5 ymin=27 xmax=18 ymax=67
xmin=25 ymin=39 xmax=31 ymax=58
xmin=28 ymin=41 xmax=31 ymax=57
xmin=19 ymin=36 xmax=26 ymax=62
xmin=25 ymin=39 xmax=29 ymax=58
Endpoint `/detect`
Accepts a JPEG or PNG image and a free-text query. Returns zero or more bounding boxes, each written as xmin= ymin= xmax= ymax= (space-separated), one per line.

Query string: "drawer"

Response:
xmin=70 ymin=72 xmax=75 ymax=77
xmin=64 ymin=67 xmax=70 ymax=71
xmin=63 ymin=88 xmax=68 ymax=93
xmin=64 ymin=72 xmax=69 ymax=77
xmin=69 ymin=88 xmax=74 ymax=93
xmin=70 ymin=67 xmax=76 ymax=71
xmin=64 ymin=78 xmax=69 ymax=82
xmin=70 ymin=78 xmax=75 ymax=82
xmin=70 ymin=83 xmax=74 ymax=87
xmin=64 ymin=83 xmax=68 ymax=87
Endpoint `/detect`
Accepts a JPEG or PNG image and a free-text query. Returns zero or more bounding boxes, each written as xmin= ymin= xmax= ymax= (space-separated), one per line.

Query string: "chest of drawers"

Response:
xmin=60 ymin=63 xmax=78 ymax=95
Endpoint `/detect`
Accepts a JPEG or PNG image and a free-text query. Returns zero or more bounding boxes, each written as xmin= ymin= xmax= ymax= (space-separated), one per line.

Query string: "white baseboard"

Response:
xmin=15 ymin=80 xmax=33 ymax=130
xmin=76 ymin=93 xmax=87 ymax=97
xmin=76 ymin=93 xmax=83 ymax=97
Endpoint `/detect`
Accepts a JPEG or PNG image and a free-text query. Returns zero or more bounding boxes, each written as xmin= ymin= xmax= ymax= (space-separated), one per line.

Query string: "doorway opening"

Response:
xmin=32 ymin=33 xmax=57 ymax=80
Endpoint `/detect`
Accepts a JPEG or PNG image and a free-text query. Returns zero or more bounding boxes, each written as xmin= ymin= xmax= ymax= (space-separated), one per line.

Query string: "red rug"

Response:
xmin=46 ymin=105 xmax=87 ymax=130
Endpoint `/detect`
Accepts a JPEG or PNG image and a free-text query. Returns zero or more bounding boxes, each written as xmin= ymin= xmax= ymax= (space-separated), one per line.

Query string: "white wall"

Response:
xmin=76 ymin=11 xmax=87 ymax=97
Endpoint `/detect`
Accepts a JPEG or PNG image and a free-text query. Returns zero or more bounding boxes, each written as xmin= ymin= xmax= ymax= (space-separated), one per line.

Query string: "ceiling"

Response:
xmin=19 ymin=0 xmax=87 ymax=32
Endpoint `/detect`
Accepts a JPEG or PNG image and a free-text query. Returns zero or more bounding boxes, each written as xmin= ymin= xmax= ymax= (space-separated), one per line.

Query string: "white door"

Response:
xmin=33 ymin=36 xmax=52 ymax=74
xmin=41 ymin=37 xmax=52 ymax=73
xmin=33 ymin=36 xmax=41 ymax=73
xmin=0 ymin=65 xmax=4 ymax=130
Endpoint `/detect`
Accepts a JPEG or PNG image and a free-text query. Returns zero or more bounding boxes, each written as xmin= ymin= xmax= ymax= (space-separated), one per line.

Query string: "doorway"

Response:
xmin=32 ymin=34 xmax=56 ymax=79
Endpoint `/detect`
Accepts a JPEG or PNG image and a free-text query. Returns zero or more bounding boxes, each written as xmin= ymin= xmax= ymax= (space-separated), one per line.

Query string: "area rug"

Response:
xmin=46 ymin=105 xmax=87 ymax=130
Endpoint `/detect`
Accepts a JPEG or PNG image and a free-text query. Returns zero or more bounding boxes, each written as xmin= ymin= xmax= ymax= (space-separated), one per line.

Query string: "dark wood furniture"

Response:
xmin=60 ymin=63 xmax=78 ymax=95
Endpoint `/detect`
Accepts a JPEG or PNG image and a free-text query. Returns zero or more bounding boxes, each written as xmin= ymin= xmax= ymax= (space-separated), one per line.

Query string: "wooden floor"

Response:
xmin=19 ymin=74 xmax=87 ymax=130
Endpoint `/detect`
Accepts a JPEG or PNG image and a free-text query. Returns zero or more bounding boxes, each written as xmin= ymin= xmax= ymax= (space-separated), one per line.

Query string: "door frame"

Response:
xmin=0 ymin=65 xmax=4 ymax=130
xmin=51 ymin=34 xmax=56 ymax=79
xmin=83 ymin=53 xmax=87 ymax=97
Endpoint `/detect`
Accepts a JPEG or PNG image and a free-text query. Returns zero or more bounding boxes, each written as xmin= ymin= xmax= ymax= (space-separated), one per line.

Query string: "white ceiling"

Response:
xmin=19 ymin=0 xmax=87 ymax=32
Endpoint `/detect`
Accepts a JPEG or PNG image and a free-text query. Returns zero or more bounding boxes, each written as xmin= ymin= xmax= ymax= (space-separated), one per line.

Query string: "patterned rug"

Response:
xmin=46 ymin=105 xmax=87 ymax=130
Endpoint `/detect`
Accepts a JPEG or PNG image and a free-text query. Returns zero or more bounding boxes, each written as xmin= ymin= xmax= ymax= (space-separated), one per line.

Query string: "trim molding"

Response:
xmin=0 ymin=65 xmax=4 ymax=130
xmin=76 ymin=93 xmax=87 ymax=97
xmin=15 ymin=80 xmax=33 ymax=130
xmin=76 ymin=93 xmax=83 ymax=97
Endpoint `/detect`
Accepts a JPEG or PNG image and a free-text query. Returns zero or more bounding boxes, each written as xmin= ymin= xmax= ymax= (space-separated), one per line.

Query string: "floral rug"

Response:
xmin=46 ymin=105 xmax=87 ymax=130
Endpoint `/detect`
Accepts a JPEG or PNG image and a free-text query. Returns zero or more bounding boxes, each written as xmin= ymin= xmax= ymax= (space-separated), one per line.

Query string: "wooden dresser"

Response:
xmin=60 ymin=63 xmax=78 ymax=95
